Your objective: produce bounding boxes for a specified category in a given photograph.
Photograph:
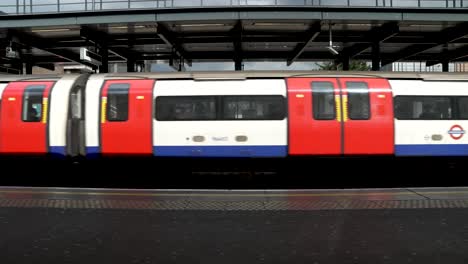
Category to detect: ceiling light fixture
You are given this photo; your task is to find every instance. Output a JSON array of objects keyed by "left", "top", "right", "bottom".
[
  {"left": 326, "top": 23, "right": 340, "bottom": 56},
  {"left": 31, "top": 28, "right": 72, "bottom": 33}
]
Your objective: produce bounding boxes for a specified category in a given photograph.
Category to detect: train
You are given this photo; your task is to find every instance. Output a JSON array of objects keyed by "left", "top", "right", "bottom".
[{"left": 0, "top": 71, "right": 467, "bottom": 159}]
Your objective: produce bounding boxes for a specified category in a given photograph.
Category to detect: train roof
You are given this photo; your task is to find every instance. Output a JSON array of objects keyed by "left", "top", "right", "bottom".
[
  {"left": 96, "top": 71, "right": 468, "bottom": 81},
  {"left": 1, "top": 71, "right": 468, "bottom": 82}
]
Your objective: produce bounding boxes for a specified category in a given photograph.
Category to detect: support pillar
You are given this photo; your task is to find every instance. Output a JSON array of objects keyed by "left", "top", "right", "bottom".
[
  {"left": 99, "top": 46, "right": 108, "bottom": 73},
  {"left": 342, "top": 56, "right": 350, "bottom": 71},
  {"left": 372, "top": 42, "right": 380, "bottom": 71},
  {"left": 442, "top": 60, "right": 449, "bottom": 72},
  {"left": 25, "top": 62, "right": 33, "bottom": 74},
  {"left": 127, "top": 57, "right": 135, "bottom": 72},
  {"left": 235, "top": 59, "right": 242, "bottom": 71}
]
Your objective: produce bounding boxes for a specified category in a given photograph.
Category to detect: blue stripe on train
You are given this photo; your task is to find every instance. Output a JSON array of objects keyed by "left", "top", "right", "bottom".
[
  {"left": 49, "top": 146, "right": 66, "bottom": 157},
  {"left": 86, "top": 147, "right": 100, "bottom": 158},
  {"left": 154, "top": 146, "right": 287, "bottom": 157},
  {"left": 395, "top": 144, "right": 468, "bottom": 156}
]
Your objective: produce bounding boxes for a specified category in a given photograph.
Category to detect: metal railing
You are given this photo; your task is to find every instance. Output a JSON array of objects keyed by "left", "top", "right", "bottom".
[{"left": 1, "top": 0, "right": 467, "bottom": 15}]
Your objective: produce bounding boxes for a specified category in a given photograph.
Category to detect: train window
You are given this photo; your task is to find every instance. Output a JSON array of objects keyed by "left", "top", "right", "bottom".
[
  {"left": 395, "top": 96, "right": 452, "bottom": 120},
  {"left": 311, "top": 81, "right": 335, "bottom": 120},
  {"left": 71, "top": 89, "right": 83, "bottom": 119},
  {"left": 346, "top": 82, "right": 370, "bottom": 120},
  {"left": 22, "top": 85, "right": 46, "bottom": 122},
  {"left": 156, "top": 96, "right": 216, "bottom": 121},
  {"left": 222, "top": 96, "right": 285, "bottom": 120},
  {"left": 458, "top": 97, "right": 468, "bottom": 119},
  {"left": 106, "top": 84, "right": 129, "bottom": 122}
]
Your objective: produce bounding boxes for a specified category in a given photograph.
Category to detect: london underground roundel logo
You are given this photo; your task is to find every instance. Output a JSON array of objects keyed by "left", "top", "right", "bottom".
[{"left": 448, "top": 125, "right": 465, "bottom": 140}]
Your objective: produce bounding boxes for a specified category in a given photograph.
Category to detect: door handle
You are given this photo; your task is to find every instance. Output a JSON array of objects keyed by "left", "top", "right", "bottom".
[{"left": 432, "top": 134, "right": 443, "bottom": 141}]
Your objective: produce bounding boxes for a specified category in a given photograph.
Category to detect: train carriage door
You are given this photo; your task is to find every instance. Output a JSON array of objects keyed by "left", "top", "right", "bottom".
[
  {"left": 0, "top": 81, "right": 54, "bottom": 154},
  {"left": 287, "top": 78, "right": 342, "bottom": 155},
  {"left": 338, "top": 78, "right": 394, "bottom": 155},
  {"left": 100, "top": 80, "right": 154, "bottom": 155},
  {"left": 0, "top": 84, "right": 4, "bottom": 151}
]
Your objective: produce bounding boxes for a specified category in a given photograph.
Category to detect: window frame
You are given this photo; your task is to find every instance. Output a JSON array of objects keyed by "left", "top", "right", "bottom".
[
  {"left": 311, "top": 81, "right": 336, "bottom": 121},
  {"left": 221, "top": 95, "right": 286, "bottom": 121},
  {"left": 154, "top": 95, "right": 287, "bottom": 121},
  {"left": 346, "top": 81, "right": 371, "bottom": 120},
  {"left": 106, "top": 83, "right": 130, "bottom": 122},
  {"left": 22, "top": 85, "right": 46, "bottom": 123},
  {"left": 155, "top": 95, "right": 218, "bottom": 121},
  {"left": 394, "top": 95, "right": 468, "bottom": 120}
]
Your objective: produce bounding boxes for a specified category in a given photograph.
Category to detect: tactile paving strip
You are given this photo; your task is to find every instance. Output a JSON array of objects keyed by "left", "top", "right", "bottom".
[{"left": 1, "top": 198, "right": 468, "bottom": 211}]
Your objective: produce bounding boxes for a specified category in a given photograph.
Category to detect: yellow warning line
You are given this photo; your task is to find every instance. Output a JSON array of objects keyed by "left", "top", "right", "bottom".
[{"left": 0, "top": 190, "right": 467, "bottom": 198}]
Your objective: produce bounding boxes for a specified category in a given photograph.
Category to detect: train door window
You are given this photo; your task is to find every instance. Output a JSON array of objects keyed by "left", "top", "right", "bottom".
[
  {"left": 106, "top": 84, "right": 129, "bottom": 122},
  {"left": 311, "top": 81, "right": 335, "bottom": 120},
  {"left": 155, "top": 96, "right": 216, "bottom": 121},
  {"left": 22, "top": 85, "right": 46, "bottom": 122},
  {"left": 222, "top": 96, "right": 285, "bottom": 120},
  {"left": 71, "top": 89, "right": 83, "bottom": 119},
  {"left": 346, "top": 82, "right": 370, "bottom": 120},
  {"left": 395, "top": 96, "right": 452, "bottom": 120},
  {"left": 458, "top": 97, "right": 468, "bottom": 119}
]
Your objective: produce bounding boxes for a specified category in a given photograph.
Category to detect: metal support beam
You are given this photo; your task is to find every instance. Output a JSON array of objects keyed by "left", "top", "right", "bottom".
[
  {"left": 0, "top": 64, "right": 21, "bottom": 74},
  {"left": 372, "top": 42, "right": 380, "bottom": 71},
  {"left": 442, "top": 60, "right": 449, "bottom": 72},
  {"left": 383, "top": 22, "right": 468, "bottom": 66},
  {"left": 8, "top": 30, "right": 97, "bottom": 69},
  {"left": 127, "top": 57, "right": 135, "bottom": 72},
  {"left": 80, "top": 27, "right": 128, "bottom": 61},
  {"left": 23, "top": 46, "right": 33, "bottom": 74},
  {"left": 232, "top": 21, "right": 243, "bottom": 71},
  {"left": 156, "top": 23, "right": 192, "bottom": 70},
  {"left": 342, "top": 56, "right": 350, "bottom": 71},
  {"left": 426, "top": 43, "right": 468, "bottom": 67},
  {"left": 287, "top": 22, "right": 321, "bottom": 66},
  {"left": 99, "top": 44, "right": 109, "bottom": 73},
  {"left": 342, "top": 22, "right": 399, "bottom": 58},
  {"left": 35, "top": 63, "right": 55, "bottom": 71},
  {"left": 25, "top": 62, "right": 32, "bottom": 74}
]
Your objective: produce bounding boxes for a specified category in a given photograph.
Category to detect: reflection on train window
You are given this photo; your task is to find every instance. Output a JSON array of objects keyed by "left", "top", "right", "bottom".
[
  {"left": 156, "top": 96, "right": 216, "bottom": 121},
  {"left": 346, "top": 82, "right": 370, "bottom": 120},
  {"left": 22, "top": 85, "right": 46, "bottom": 122},
  {"left": 311, "top": 81, "right": 335, "bottom": 120},
  {"left": 71, "top": 89, "right": 83, "bottom": 119},
  {"left": 106, "top": 84, "right": 129, "bottom": 122},
  {"left": 458, "top": 97, "right": 468, "bottom": 119},
  {"left": 395, "top": 96, "right": 452, "bottom": 120},
  {"left": 222, "top": 96, "right": 285, "bottom": 120}
]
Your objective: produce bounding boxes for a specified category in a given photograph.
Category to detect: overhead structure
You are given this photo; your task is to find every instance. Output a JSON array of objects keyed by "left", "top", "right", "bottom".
[{"left": 0, "top": 3, "right": 468, "bottom": 72}]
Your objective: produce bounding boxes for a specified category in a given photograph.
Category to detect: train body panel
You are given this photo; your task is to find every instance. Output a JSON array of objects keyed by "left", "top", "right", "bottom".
[
  {"left": 153, "top": 80, "right": 288, "bottom": 157},
  {"left": 287, "top": 78, "right": 341, "bottom": 155},
  {"left": 339, "top": 77, "right": 394, "bottom": 155},
  {"left": 85, "top": 76, "right": 105, "bottom": 156},
  {"left": 0, "top": 84, "right": 5, "bottom": 153},
  {"left": 0, "top": 84, "right": 6, "bottom": 99},
  {"left": 287, "top": 77, "right": 394, "bottom": 155},
  {"left": 0, "top": 71, "right": 467, "bottom": 158},
  {"left": 0, "top": 81, "right": 54, "bottom": 154},
  {"left": 100, "top": 79, "right": 154, "bottom": 155},
  {"left": 391, "top": 80, "right": 468, "bottom": 156},
  {"left": 48, "top": 75, "right": 82, "bottom": 156}
]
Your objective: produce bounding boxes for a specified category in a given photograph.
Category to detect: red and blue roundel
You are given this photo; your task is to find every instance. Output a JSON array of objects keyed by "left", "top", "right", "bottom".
[{"left": 448, "top": 125, "right": 465, "bottom": 140}]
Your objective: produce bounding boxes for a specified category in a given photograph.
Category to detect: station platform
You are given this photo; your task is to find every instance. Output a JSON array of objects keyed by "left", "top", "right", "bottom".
[{"left": 0, "top": 186, "right": 467, "bottom": 263}]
